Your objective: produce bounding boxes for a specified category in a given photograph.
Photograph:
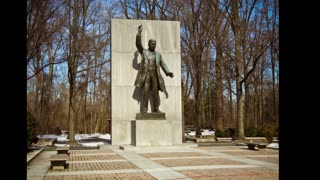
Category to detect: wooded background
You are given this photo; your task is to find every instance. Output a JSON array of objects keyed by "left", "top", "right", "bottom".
[{"left": 27, "top": 0, "right": 279, "bottom": 142}]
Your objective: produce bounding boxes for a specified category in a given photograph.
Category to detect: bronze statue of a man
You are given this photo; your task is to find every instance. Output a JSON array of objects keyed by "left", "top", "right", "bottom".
[{"left": 134, "top": 25, "right": 174, "bottom": 113}]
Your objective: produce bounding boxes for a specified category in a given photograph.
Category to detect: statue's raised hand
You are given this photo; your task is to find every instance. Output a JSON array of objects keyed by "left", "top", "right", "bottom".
[
  {"left": 167, "top": 72, "right": 174, "bottom": 78},
  {"left": 138, "top": 25, "right": 143, "bottom": 33}
]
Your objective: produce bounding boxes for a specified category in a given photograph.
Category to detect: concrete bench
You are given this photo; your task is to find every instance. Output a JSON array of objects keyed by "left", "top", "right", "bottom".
[
  {"left": 216, "top": 137, "right": 232, "bottom": 142},
  {"left": 49, "top": 154, "right": 68, "bottom": 169},
  {"left": 56, "top": 147, "right": 69, "bottom": 155},
  {"left": 244, "top": 137, "right": 268, "bottom": 143},
  {"left": 246, "top": 142, "right": 267, "bottom": 150},
  {"left": 196, "top": 137, "right": 216, "bottom": 143},
  {"left": 36, "top": 138, "right": 57, "bottom": 146}
]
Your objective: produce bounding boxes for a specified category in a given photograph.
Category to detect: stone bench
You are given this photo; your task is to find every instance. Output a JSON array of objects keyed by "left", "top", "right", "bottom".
[
  {"left": 36, "top": 138, "right": 57, "bottom": 146},
  {"left": 49, "top": 154, "right": 68, "bottom": 169},
  {"left": 196, "top": 137, "right": 216, "bottom": 143},
  {"left": 246, "top": 142, "right": 267, "bottom": 150},
  {"left": 272, "top": 137, "right": 279, "bottom": 143},
  {"left": 216, "top": 137, "right": 232, "bottom": 142},
  {"left": 244, "top": 137, "right": 268, "bottom": 143},
  {"left": 56, "top": 147, "right": 69, "bottom": 155}
]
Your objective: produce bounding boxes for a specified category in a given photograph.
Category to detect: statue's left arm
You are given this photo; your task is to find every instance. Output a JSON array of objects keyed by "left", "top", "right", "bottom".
[{"left": 159, "top": 54, "right": 174, "bottom": 78}]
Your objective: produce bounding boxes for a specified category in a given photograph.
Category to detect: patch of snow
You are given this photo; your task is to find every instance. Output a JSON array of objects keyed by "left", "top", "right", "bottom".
[
  {"left": 54, "top": 144, "right": 70, "bottom": 147},
  {"left": 267, "top": 143, "right": 279, "bottom": 149},
  {"left": 186, "top": 130, "right": 215, "bottom": 136},
  {"left": 201, "top": 129, "right": 215, "bottom": 136},
  {"left": 39, "top": 133, "right": 111, "bottom": 146},
  {"left": 98, "top": 134, "right": 111, "bottom": 140},
  {"left": 79, "top": 142, "right": 105, "bottom": 147},
  {"left": 37, "top": 134, "right": 59, "bottom": 139},
  {"left": 75, "top": 134, "right": 88, "bottom": 141},
  {"left": 57, "top": 134, "right": 68, "bottom": 141},
  {"left": 61, "top": 130, "right": 68, "bottom": 133},
  {"left": 50, "top": 133, "right": 111, "bottom": 142}
]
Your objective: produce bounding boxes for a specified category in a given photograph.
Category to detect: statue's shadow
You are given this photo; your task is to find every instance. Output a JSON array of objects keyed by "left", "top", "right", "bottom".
[{"left": 132, "top": 51, "right": 143, "bottom": 112}]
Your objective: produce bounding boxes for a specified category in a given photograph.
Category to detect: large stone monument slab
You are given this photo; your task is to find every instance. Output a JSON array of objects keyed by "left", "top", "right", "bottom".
[{"left": 111, "top": 19, "right": 182, "bottom": 146}]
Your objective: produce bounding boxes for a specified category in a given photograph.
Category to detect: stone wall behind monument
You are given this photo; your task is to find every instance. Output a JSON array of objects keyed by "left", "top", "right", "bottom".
[{"left": 111, "top": 19, "right": 182, "bottom": 145}]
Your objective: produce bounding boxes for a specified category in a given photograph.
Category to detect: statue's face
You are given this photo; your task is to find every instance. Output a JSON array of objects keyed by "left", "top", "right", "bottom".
[{"left": 148, "top": 41, "right": 156, "bottom": 51}]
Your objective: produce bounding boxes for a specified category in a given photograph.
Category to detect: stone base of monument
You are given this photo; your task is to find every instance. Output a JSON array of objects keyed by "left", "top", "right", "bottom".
[
  {"left": 129, "top": 112, "right": 185, "bottom": 147},
  {"left": 133, "top": 119, "right": 172, "bottom": 146},
  {"left": 136, "top": 112, "right": 166, "bottom": 120},
  {"left": 119, "top": 142, "right": 198, "bottom": 150}
]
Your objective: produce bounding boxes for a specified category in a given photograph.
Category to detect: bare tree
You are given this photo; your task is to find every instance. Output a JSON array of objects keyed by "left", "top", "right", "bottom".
[
  {"left": 228, "top": 0, "right": 278, "bottom": 138},
  {"left": 179, "top": 0, "right": 214, "bottom": 135},
  {"left": 230, "top": 0, "right": 245, "bottom": 139},
  {"left": 209, "top": 0, "right": 231, "bottom": 130},
  {"left": 27, "top": 0, "right": 66, "bottom": 80},
  {"left": 265, "top": 0, "right": 279, "bottom": 124},
  {"left": 64, "top": 0, "right": 111, "bottom": 141}
]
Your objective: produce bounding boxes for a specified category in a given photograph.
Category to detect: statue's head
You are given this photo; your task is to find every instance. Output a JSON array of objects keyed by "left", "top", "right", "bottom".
[{"left": 148, "top": 39, "right": 156, "bottom": 51}]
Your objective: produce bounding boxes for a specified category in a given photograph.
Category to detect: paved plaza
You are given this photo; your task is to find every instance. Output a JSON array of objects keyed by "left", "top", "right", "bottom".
[{"left": 27, "top": 145, "right": 278, "bottom": 180}]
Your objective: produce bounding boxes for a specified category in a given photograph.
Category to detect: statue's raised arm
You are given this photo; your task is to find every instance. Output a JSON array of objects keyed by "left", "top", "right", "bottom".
[
  {"left": 138, "top": 25, "right": 143, "bottom": 32},
  {"left": 136, "top": 25, "right": 143, "bottom": 54}
]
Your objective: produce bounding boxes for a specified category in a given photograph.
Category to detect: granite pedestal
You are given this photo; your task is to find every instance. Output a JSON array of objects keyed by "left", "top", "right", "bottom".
[{"left": 133, "top": 113, "right": 173, "bottom": 146}]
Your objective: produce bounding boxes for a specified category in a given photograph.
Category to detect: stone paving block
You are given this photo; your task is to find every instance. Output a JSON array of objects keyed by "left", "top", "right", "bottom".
[
  {"left": 196, "top": 146, "right": 247, "bottom": 150},
  {"left": 44, "top": 173, "right": 156, "bottom": 180},
  {"left": 178, "top": 167, "right": 278, "bottom": 180},
  {"left": 52, "top": 166, "right": 65, "bottom": 170},
  {"left": 27, "top": 177, "right": 46, "bottom": 180},
  {"left": 69, "top": 149, "right": 114, "bottom": 155},
  {"left": 28, "top": 165, "right": 52, "bottom": 177},
  {"left": 27, "top": 147, "right": 44, "bottom": 163},
  {"left": 140, "top": 152, "right": 210, "bottom": 158},
  {"left": 44, "top": 176, "right": 63, "bottom": 180},
  {"left": 29, "top": 151, "right": 56, "bottom": 165},
  {"left": 117, "top": 151, "right": 191, "bottom": 179},
  {"left": 155, "top": 158, "right": 245, "bottom": 167},
  {"left": 69, "top": 154, "right": 125, "bottom": 161},
  {"left": 220, "top": 150, "right": 278, "bottom": 156},
  {"left": 189, "top": 148, "right": 278, "bottom": 170},
  {"left": 48, "top": 161, "right": 139, "bottom": 172},
  {"left": 246, "top": 157, "right": 279, "bottom": 164}
]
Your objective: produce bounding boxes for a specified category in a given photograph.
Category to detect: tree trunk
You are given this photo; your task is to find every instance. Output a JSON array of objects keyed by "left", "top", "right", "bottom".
[
  {"left": 252, "top": 90, "right": 258, "bottom": 128},
  {"left": 35, "top": 50, "right": 41, "bottom": 134},
  {"left": 94, "top": 57, "right": 103, "bottom": 133},
  {"left": 201, "top": 96, "right": 206, "bottom": 129},
  {"left": 226, "top": 75, "right": 234, "bottom": 128},
  {"left": 244, "top": 73, "right": 251, "bottom": 129},
  {"left": 231, "top": 0, "right": 245, "bottom": 139},
  {"left": 195, "top": 60, "right": 203, "bottom": 136},
  {"left": 271, "top": 43, "right": 278, "bottom": 124},
  {"left": 181, "top": 80, "right": 186, "bottom": 142},
  {"left": 40, "top": 59, "right": 47, "bottom": 133},
  {"left": 68, "top": 87, "right": 76, "bottom": 143},
  {"left": 259, "top": 63, "right": 264, "bottom": 128},
  {"left": 207, "top": 79, "right": 212, "bottom": 129},
  {"left": 46, "top": 39, "right": 55, "bottom": 132},
  {"left": 67, "top": 0, "right": 80, "bottom": 144},
  {"left": 215, "top": 42, "right": 223, "bottom": 130}
]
